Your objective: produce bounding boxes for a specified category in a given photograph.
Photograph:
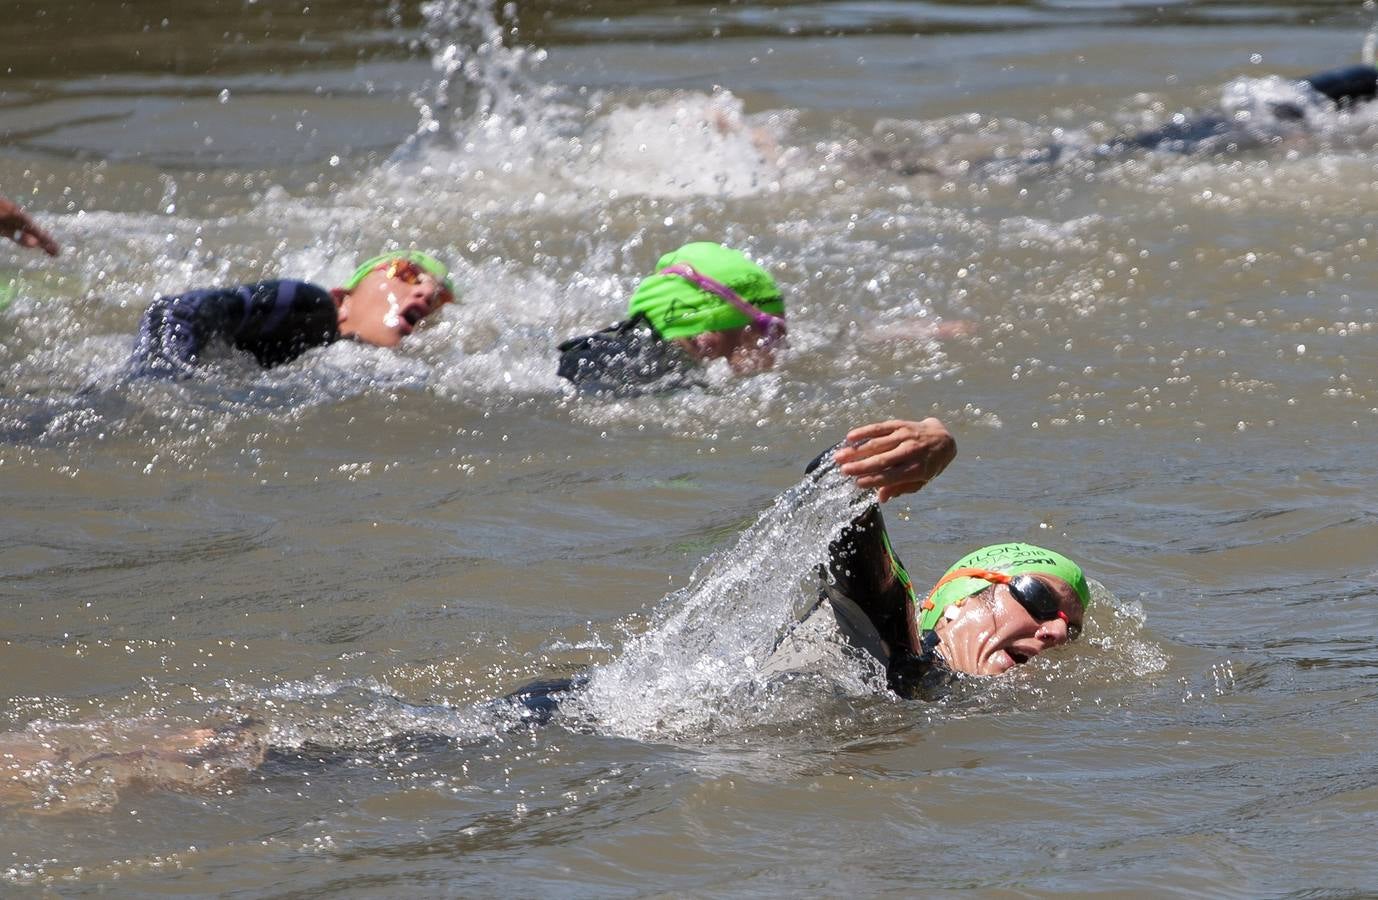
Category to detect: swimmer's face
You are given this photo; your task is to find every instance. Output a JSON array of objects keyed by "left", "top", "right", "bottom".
[
  {"left": 336, "top": 263, "right": 451, "bottom": 348},
  {"left": 932, "top": 575, "right": 1084, "bottom": 677},
  {"left": 679, "top": 324, "right": 778, "bottom": 374}
]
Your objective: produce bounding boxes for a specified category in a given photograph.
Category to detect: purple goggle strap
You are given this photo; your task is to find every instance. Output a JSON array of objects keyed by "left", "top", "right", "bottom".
[{"left": 656, "top": 264, "right": 787, "bottom": 341}]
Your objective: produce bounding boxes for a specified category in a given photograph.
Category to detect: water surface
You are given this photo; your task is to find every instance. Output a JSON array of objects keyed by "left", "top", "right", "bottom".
[{"left": 2, "top": 0, "right": 1377, "bottom": 894}]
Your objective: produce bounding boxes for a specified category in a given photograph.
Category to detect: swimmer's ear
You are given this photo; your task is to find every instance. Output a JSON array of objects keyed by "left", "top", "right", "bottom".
[{"left": 331, "top": 287, "right": 349, "bottom": 323}]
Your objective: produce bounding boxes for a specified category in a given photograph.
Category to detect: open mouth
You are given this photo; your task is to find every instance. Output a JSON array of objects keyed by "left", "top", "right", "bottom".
[
  {"left": 401, "top": 305, "right": 427, "bottom": 327},
  {"left": 1006, "top": 649, "right": 1032, "bottom": 666}
]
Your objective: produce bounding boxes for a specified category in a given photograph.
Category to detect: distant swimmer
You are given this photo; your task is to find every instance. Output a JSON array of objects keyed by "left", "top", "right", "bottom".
[
  {"left": 875, "top": 62, "right": 1378, "bottom": 176},
  {"left": 0, "top": 194, "right": 60, "bottom": 256},
  {"left": 130, "top": 251, "right": 455, "bottom": 377},
  {"left": 556, "top": 241, "right": 785, "bottom": 396},
  {"left": 757, "top": 418, "right": 1088, "bottom": 697},
  {"left": 1073, "top": 62, "right": 1378, "bottom": 161}
]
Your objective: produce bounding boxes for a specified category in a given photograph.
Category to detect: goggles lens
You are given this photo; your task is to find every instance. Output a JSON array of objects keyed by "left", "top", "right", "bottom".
[
  {"left": 1007, "top": 574, "right": 1080, "bottom": 639},
  {"left": 381, "top": 260, "right": 454, "bottom": 307}
]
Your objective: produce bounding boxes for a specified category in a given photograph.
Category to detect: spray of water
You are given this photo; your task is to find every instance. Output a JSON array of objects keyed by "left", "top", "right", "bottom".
[
  {"left": 571, "top": 462, "right": 874, "bottom": 740},
  {"left": 399, "top": 0, "right": 548, "bottom": 158}
]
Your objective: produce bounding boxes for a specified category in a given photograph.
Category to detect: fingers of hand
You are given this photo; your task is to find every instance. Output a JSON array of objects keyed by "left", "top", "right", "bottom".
[
  {"left": 843, "top": 419, "right": 909, "bottom": 444},
  {"left": 838, "top": 438, "right": 937, "bottom": 477},
  {"left": 853, "top": 469, "right": 926, "bottom": 491},
  {"left": 835, "top": 428, "right": 911, "bottom": 464}
]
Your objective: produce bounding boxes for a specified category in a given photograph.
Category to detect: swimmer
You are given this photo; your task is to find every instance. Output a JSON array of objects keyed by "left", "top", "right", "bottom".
[
  {"left": 130, "top": 251, "right": 455, "bottom": 377},
  {"left": 518, "top": 417, "right": 1083, "bottom": 710},
  {"left": 0, "top": 419, "right": 1080, "bottom": 811},
  {"left": 755, "top": 417, "right": 1087, "bottom": 698},
  {"left": 556, "top": 241, "right": 785, "bottom": 396},
  {"left": 0, "top": 194, "right": 60, "bottom": 256},
  {"left": 876, "top": 62, "right": 1378, "bottom": 177},
  {"left": 1084, "top": 62, "right": 1378, "bottom": 159}
]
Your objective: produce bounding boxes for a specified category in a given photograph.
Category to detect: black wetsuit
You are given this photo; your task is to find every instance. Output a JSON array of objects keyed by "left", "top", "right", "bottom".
[
  {"left": 1102, "top": 63, "right": 1378, "bottom": 156},
  {"left": 556, "top": 313, "right": 702, "bottom": 397},
  {"left": 916, "top": 63, "right": 1378, "bottom": 176},
  {"left": 816, "top": 494, "right": 952, "bottom": 700},
  {"left": 132, "top": 279, "right": 340, "bottom": 377}
]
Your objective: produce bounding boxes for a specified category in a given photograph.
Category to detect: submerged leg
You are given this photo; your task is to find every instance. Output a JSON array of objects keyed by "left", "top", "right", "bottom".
[{"left": 0, "top": 715, "right": 268, "bottom": 813}]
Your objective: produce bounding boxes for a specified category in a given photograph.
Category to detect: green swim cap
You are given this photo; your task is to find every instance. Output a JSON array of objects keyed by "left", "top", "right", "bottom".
[
  {"left": 918, "top": 542, "right": 1091, "bottom": 633},
  {"left": 341, "top": 251, "right": 456, "bottom": 297},
  {"left": 626, "top": 242, "right": 783, "bottom": 340}
]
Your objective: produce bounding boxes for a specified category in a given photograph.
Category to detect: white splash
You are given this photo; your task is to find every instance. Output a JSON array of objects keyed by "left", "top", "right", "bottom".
[{"left": 572, "top": 463, "right": 872, "bottom": 740}]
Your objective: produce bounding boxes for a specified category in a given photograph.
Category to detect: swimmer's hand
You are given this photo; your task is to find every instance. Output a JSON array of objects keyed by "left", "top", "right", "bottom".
[
  {"left": 833, "top": 418, "right": 956, "bottom": 502},
  {"left": 0, "top": 196, "right": 60, "bottom": 256}
]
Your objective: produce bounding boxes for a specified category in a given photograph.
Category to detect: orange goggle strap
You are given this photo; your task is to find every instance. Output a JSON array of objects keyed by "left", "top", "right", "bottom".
[{"left": 918, "top": 567, "right": 1012, "bottom": 633}]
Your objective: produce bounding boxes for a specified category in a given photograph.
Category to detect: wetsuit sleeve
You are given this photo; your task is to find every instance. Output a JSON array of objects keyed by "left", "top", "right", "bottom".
[
  {"left": 132, "top": 280, "right": 338, "bottom": 377},
  {"left": 822, "top": 504, "right": 919, "bottom": 654},
  {"left": 802, "top": 442, "right": 920, "bottom": 655},
  {"left": 1302, "top": 64, "right": 1378, "bottom": 107}
]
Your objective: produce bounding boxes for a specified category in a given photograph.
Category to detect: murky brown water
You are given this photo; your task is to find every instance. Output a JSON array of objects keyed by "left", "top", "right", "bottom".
[{"left": 3, "top": 0, "right": 1378, "bottom": 894}]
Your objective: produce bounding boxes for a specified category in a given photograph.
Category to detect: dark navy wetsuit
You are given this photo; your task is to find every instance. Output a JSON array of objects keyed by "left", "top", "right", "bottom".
[
  {"left": 132, "top": 280, "right": 339, "bottom": 377},
  {"left": 556, "top": 313, "right": 703, "bottom": 397}
]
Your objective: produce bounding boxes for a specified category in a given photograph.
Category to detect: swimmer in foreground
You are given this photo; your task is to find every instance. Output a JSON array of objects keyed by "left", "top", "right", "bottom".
[
  {"left": 130, "top": 251, "right": 456, "bottom": 377},
  {"left": 757, "top": 417, "right": 1088, "bottom": 698},
  {"left": 514, "top": 417, "right": 1086, "bottom": 711},
  {"left": 0, "top": 420, "right": 1081, "bottom": 811},
  {"left": 556, "top": 241, "right": 785, "bottom": 396},
  {"left": 0, "top": 194, "right": 61, "bottom": 257}
]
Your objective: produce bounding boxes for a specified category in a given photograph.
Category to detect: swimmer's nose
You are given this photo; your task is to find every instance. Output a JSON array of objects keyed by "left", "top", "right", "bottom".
[
  {"left": 1035, "top": 617, "right": 1071, "bottom": 647},
  {"left": 409, "top": 280, "right": 444, "bottom": 312}
]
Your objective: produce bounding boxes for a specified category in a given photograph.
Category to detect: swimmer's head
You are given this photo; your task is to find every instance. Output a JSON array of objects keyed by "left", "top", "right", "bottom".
[
  {"left": 920, "top": 542, "right": 1090, "bottom": 676},
  {"left": 628, "top": 242, "right": 785, "bottom": 374},
  {"left": 332, "top": 251, "right": 457, "bottom": 348}
]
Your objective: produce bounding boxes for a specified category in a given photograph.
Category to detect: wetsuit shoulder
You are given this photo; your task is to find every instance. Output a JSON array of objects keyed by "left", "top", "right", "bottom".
[
  {"left": 132, "top": 279, "right": 338, "bottom": 376},
  {"left": 502, "top": 676, "right": 585, "bottom": 725},
  {"left": 888, "top": 632, "right": 955, "bottom": 700},
  {"left": 557, "top": 314, "right": 702, "bottom": 397},
  {"left": 227, "top": 280, "right": 339, "bottom": 369}
]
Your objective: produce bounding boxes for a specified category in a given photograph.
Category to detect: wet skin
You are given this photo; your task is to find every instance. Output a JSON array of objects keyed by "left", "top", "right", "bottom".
[
  {"left": 675, "top": 322, "right": 778, "bottom": 374},
  {"left": 929, "top": 575, "right": 1084, "bottom": 676},
  {"left": 336, "top": 267, "right": 450, "bottom": 347}
]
